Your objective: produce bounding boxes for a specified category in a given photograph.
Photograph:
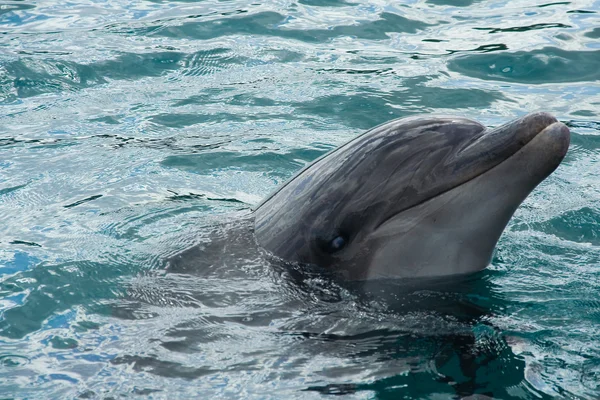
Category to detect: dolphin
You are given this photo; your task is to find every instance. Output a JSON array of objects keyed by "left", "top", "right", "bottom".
[{"left": 253, "top": 112, "right": 570, "bottom": 280}]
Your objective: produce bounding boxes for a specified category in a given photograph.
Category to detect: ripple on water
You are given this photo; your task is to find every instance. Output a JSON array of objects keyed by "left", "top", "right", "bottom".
[
  {"left": 448, "top": 47, "right": 600, "bottom": 84},
  {"left": 585, "top": 27, "right": 600, "bottom": 38},
  {"left": 137, "top": 11, "right": 432, "bottom": 42}
]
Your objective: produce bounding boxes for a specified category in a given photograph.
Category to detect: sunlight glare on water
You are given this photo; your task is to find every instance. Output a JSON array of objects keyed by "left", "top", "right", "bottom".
[{"left": 0, "top": 0, "right": 599, "bottom": 398}]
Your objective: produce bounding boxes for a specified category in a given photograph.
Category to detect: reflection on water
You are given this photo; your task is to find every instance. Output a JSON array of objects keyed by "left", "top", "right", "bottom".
[{"left": 0, "top": 0, "right": 599, "bottom": 398}]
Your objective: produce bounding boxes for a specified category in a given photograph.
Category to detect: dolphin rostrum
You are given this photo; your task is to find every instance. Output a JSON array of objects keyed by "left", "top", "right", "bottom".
[{"left": 253, "top": 112, "right": 570, "bottom": 280}]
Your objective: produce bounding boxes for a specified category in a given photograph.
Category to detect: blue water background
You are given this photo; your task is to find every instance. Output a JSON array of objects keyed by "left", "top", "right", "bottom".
[{"left": 0, "top": 0, "right": 599, "bottom": 398}]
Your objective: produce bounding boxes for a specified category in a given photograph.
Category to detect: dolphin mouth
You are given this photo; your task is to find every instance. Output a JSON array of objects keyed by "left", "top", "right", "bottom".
[
  {"left": 463, "top": 112, "right": 569, "bottom": 183},
  {"left": 458, "top": 112, "right": 561, "bottom": 163},
  {"left": 374, "top": 113, "right": 570, "bottom": 231}
]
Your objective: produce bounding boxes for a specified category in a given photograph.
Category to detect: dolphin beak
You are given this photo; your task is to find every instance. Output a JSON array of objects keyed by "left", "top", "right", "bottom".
[
  {"left": 493, "top": 112, "right": 560, "bottom": 146},
  {"left": 471, "top": 112, "right": 570, "bottom": 192},
  {"left": 523, "top": 119, "right": 570, "bottom": 170},
  {"left": 459, "top": 112, "right": 565, "bottom": 163}
]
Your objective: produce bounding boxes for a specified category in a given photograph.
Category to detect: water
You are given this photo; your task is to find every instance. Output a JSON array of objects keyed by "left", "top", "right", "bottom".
[{"left": 0, "top": 0, "right": 599, "bottom": 398}]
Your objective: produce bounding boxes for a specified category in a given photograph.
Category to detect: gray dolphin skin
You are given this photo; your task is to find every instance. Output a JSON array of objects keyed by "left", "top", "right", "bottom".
[{"left": 254, "top": 112, "right": 570, "bottom": 280}]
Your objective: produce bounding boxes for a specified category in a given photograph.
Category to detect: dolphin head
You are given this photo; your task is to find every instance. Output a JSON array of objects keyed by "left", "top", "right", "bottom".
[{"left": 254, "top": 112, "right": 570, "bottom": 280}]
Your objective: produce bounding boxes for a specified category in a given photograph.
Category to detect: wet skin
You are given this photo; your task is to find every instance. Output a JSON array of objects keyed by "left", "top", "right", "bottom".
[{"left": 254, "top": 112, "right": 570, "bottom": 280}]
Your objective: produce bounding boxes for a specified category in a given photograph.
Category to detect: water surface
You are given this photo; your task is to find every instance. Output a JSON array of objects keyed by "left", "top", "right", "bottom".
[{"left": 0, "top": 0, "right": 599, "bottom": 398}]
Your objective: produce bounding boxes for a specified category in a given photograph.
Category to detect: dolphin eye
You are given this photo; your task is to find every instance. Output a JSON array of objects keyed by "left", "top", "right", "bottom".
[{"left": 327, "top": 235, "right": 347, "bottom": 253}]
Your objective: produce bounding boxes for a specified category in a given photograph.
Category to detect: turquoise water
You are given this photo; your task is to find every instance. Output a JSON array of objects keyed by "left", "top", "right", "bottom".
[{"left": 0, "top": 0, "right": 599, "bottom": 398}]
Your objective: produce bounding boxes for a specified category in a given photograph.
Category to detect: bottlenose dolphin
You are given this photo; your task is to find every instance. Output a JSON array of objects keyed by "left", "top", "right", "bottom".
[{"left": 253, "top": 112, "right": 569, "bottom": 280}]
